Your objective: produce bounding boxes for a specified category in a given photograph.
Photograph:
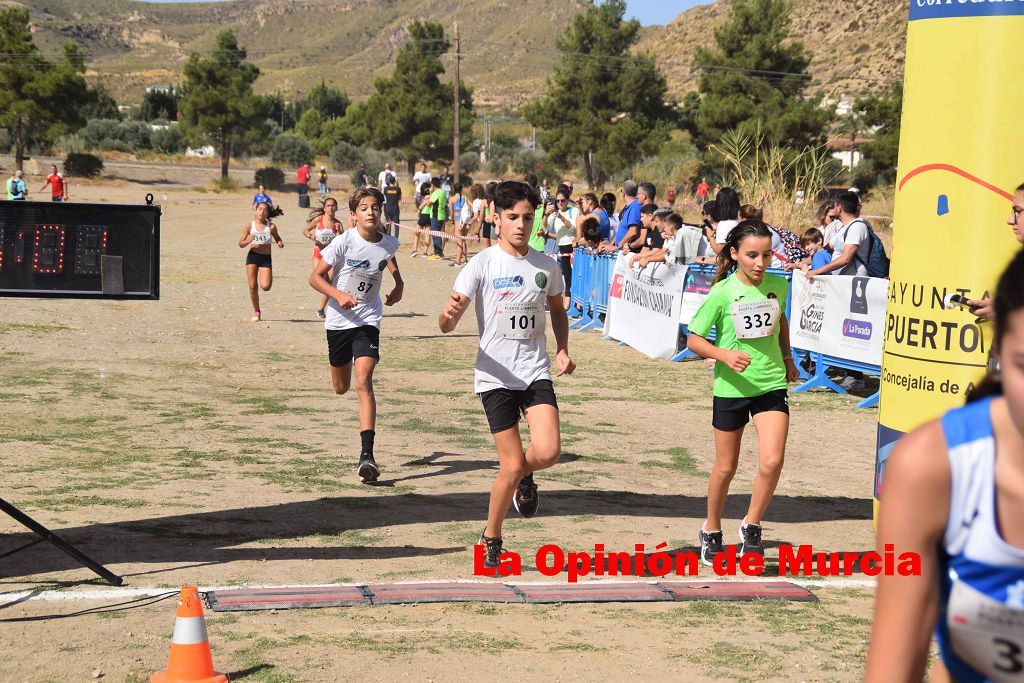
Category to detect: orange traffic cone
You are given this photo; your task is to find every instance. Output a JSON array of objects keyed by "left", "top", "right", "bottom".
[{"left": 151, "top": 586, "right": 227, "bottom": 683}]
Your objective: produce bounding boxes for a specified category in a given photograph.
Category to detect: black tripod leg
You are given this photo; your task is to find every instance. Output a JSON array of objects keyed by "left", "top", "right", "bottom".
[{"left": 0, "top": 498, "right": 123, "bottom": 586}]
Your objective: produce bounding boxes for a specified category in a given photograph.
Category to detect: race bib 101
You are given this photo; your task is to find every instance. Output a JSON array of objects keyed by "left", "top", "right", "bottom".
[
  {"left": 343, "top": 268, "right": 382, "bottom": 302},
  {"left": 948, "top": 579, "right": 1024, "bottom": 681},
  {"left": 730, "top": 299, "right": 780, "bottom": 340},
  {"left": 497, "top": 301, "right": 544, "bottom": 340}
]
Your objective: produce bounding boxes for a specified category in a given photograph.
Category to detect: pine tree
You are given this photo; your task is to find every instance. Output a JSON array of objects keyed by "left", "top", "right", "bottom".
[
  {"left": 179, "top": 31, "right": 270, "bottom": 178},
  {"left": 690, "top": 0, "right": 831, "bottom": 150},
  {"left": 0, "top": 7, "right": 91, "bottom": 170},
  {"left": 855, "top": 82, "right": 902, "bottom": 184},
  {"left": 523, "top": 0, "right": 676, "bottom": 188},
  {"left": 340, "top": 21, "right": 473, "bottom": 162}
]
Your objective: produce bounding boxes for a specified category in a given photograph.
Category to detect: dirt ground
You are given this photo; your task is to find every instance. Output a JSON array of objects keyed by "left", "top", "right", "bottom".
[{"left": 1, "top": 164, "right": 889, "bottom": 682}]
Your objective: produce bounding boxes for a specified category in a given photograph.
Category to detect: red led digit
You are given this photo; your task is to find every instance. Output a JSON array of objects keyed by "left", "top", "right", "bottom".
[{"left": 32, "top": 225, "right": 66, "bottom": 275}]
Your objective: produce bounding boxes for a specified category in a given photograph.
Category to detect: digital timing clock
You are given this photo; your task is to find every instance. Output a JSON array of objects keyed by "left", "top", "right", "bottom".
[{"left": 0, "top": 199, "right": 159, "bottom": 299}]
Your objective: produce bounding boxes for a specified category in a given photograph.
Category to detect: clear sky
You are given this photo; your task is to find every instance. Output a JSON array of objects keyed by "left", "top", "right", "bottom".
[
  {"left": 141, "top": 0, "right": 711, "bottom": 27},
  {"left": 624, "top": 0, "right": 710, "bottom": 26}
]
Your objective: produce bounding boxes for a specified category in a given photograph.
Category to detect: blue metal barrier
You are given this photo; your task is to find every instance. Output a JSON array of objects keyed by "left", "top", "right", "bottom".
[
  {"left": 792, "top": 353, "right": 880, "bottom": 408},
  {"left": 569, "top": 249, "right": 591, "bottom": 328}
]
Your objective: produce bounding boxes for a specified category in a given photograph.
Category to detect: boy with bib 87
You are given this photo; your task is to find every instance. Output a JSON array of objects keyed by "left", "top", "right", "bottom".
[{"left": 309, "top": 187, "right": 404, "bottom": 483}]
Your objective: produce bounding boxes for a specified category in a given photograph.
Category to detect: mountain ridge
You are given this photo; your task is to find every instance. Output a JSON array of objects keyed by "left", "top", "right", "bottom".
[{"left": 13, "top": 0, "right": 907, "bottom": 109}]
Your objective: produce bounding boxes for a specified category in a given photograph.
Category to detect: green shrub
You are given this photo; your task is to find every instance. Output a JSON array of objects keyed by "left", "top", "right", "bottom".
[
  {"left": 55, "top": 134, "right": 87, "bottom": 154},
  {"left": 512, "top": 149, "right": 558, "bottom": 184},
  {"left": 271, "top": 134, "right": 313, "bottom": 167},
  {"left": 330, "top": 140, "right": 363, "bottom": 170},
  {"left": 79, "top": 119, "right": 152, "bottom": 151},
  {"left": 458, "top": 151, "right": 480, "bottom": 175},
  {"left": 151, "top": 127, "right": 184, "bottom": 154},
  {"left": 215, "top": 177, "right": 240, "bottom": 192},
  {"left": 64, "top": 153, "right": 104, "bottom": 178},
  {"left": 254, "top": 167, "right": 285, "bottom": 189}
]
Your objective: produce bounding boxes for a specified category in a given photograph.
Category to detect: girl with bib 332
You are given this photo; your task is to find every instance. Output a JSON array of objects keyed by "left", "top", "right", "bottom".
[
  {"left": 686, "top": 219, "right": 800, "bottom": 565},
  {"left": 866, "top": 249, "right": 1024, "bottom": 683}
]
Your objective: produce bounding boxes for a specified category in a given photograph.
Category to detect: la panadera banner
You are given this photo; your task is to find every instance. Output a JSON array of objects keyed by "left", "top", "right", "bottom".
[{"left": 875, "top": 0, "right": 1024, "bottom": 510}]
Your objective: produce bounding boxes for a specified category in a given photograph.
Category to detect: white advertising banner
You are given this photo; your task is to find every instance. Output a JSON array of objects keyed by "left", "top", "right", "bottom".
[
  {"left": 606, "top": 254, "right": 686, "bottom": 360},
  {"left": 789, "top": 270, "right": 888, "bottom": 366}
]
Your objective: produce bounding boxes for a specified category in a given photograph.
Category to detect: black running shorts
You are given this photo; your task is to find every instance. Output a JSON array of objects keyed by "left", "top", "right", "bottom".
[
  {"left": 417, "top": 213, "right": 432, "bottom": 228},
  {"left": 481, "top": 222, "right": 493, "bottom": 239},
  {"left": 712, "top": 389, "right": 789, "bottom": 431},
  {"left": 326, "top": 325, "right": 380, "bottom": 367},
  {"left": 246, "top": 250, "right": 272, "bottom": 268},
  {"left": 479, "top": 379, "right": 558, "bottom": 434}
]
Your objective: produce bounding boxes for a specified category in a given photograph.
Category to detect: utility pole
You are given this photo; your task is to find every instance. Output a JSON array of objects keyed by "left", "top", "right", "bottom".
[{"left": 452, "top": 22, "right": 461, "bottom": 184}]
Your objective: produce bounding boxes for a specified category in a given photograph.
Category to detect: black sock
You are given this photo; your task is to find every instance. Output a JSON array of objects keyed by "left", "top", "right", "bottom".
[{"left": 360, "top": 429, "right": 375, "bottom": 455}]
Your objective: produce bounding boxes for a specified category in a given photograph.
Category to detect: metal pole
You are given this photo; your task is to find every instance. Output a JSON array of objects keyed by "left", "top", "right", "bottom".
[{"left": 452, "top": 22, "right": 461, "bottom": 183}]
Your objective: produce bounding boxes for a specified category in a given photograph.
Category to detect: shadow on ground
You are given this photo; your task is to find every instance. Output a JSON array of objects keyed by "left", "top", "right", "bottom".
[{"left": 0, "top": 489, "right": 871, "bottom": 582}]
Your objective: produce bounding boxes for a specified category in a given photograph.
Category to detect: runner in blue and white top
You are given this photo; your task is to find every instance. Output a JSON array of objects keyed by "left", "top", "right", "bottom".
[
  {"left": 866, "top": 248, "right": 1024, "bottom": 683},
  {"left": 309, "top": 187, "right": 403, "bottom": 485},
  {"left": 439, "top": 180, "right": 576, "bottom": 569}
]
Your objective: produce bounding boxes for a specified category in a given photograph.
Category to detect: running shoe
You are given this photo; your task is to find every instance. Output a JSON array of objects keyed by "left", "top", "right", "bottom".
[
  {"left": 739, "top": 520, "right": 765, "bottom": 557},
  {"left": 316, "top": 309, "right": 326, "bottom": 319},
  {"left": 478, "top": 532, "right": 503, "bottom": 569},
  {"left": 410, "top": 252, "right": 419, "bottom": 258},
  {"left": 357, "top": 453, "right": 380, "bottom": 483},
  {"left": 699, "top": 526, "right": 725, "bottom": 566},
  {"left": 250, "top": 311, "right": 261, "bottom": 322},
  {"left": 427, "top": 254, "right": 441, "bottom": 261},
  {"left": 513, "top": 473, "right": 539, "bottom": 518}
]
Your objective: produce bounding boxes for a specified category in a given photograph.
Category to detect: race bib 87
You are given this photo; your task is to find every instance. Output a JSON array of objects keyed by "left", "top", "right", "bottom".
[
  {"left": 343, "top": 268, "right": 382, "bottom": 302},
  {"left": 497, "top": 301, "right": 544, "bottom": 340},
  {"left": 730, "top": 299, "right": 780, "bottom": 340}
]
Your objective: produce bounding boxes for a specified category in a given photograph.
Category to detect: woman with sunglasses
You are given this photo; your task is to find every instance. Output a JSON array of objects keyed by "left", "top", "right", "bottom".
[
  {"left": 545, "top": 189, "right": 579, "bottom": 306},
  {"left": 967, "top": 182, "right": 1024, "bottom": 321}
]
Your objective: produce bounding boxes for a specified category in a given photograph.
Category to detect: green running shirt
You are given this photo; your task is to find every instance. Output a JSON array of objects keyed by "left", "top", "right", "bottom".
[{"left": 688, "top": 272, "right": 789, "bottom": 398}]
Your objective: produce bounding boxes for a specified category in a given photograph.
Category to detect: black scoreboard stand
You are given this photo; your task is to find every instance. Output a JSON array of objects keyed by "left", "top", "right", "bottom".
[{"left": 0, "top": 195, "right": 161, "bottom": 586}]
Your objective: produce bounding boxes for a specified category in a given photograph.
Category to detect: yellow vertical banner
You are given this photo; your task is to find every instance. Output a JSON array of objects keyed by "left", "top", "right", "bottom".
[{"left": 875, "top": 1, "right": 1024, "bottom": 514}]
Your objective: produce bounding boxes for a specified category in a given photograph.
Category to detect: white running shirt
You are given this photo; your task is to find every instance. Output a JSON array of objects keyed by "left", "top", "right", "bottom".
[
  {"left": 319, "top": 229, "right": 399, "bottom": 331},
  {"left": 453, "top": 245, "right": 564, "bottom": 393}
]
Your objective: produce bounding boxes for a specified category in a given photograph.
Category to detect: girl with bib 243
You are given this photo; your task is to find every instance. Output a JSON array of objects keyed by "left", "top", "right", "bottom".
[
  {"left": 238, "top": 201, "right": 284, "bottom": 322},
  {"left": 686, "top": 219, "right": 799, "bottom": 565}
]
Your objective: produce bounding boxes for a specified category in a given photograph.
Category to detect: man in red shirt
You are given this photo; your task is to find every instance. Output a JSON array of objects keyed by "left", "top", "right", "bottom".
[
  {"left": 296, "top": 163, "right": 311, "bottom": 194},
  {"left": 39, "top": 164, "right": 68, "bottom": 202},
  {"left": 695, "top": 177, "right": 710, "bottom": 205}
]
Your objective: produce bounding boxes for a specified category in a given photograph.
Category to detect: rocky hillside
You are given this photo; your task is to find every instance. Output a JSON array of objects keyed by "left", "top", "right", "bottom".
[
  {"left": 15, "top": 0, "right": 905, "bottom": 108},
  {"left": 18, "top": 0, "right": 583, "bottom": 109},
  {"left": 634, "top": 0, "right": 908, "bottom": 99}
]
